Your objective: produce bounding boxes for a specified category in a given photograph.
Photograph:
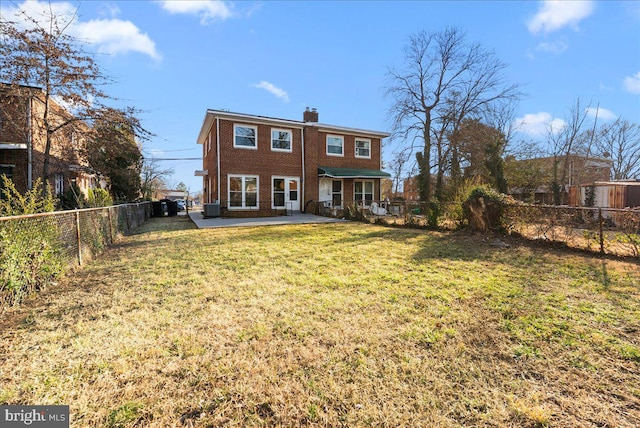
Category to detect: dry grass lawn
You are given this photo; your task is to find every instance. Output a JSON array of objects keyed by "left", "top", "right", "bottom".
[{"left": 1, "top": 216, "right": 639, "bottom": 427}]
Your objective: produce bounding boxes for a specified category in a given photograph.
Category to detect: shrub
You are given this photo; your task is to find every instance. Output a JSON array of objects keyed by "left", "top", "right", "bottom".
[
  {"left": 463, "top": 186, "right": 511, "bottom": 233},
  {"left": 87, "top": 188, "right": 114, "bottom": 208},
  {"left": 0, "top": 177, "right": 65, "bottom": 306},
  {"left": 58, "top": 183, "right": 86, "bottom": 210}
]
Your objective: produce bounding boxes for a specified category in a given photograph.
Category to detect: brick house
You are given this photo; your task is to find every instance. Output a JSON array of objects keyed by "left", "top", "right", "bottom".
[
  {"left": 196, "top": 108, "right": 390, "bottom": 217},
  {"left": 0, "top": 83, "right": 97, "bottom": 197},
  {"left": 403, "top": 176, "right": 420, "bottom": 202}
]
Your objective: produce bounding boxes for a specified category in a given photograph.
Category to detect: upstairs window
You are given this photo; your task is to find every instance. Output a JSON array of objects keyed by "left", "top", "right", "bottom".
[
  {"left": 271, "top": 129, "right": 292, "bottom": 152},
  {"left": 355, "top": 139, "right": 371, "bottom": 158},
  {"left": 326, "top": 135, "right": 344, "bottom": 156},
  {"left": 234, "top": 125, "right": 257, "bottom": 149}
]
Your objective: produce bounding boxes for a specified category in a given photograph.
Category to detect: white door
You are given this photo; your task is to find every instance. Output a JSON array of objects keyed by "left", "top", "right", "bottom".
[
  {"left": 287, "top": 178, "right": 300, "bottom": 211},
  {"left": 273, "top": 177, "right": 300, "bottom": 212}
]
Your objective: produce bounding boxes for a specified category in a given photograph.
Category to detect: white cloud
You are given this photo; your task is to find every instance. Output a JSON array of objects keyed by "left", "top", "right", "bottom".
[
  {"left": 585, "top": 107, "right": 617, "bottom": 121},
  {"left": 535, "top": 39, "right": 568, "bottom": 54},
  {"left": 513, "top": 112, "right": 567, "bottom": 137},
  {"left": 1, "top": 1, "right": 160, "bottom": 60},
  {"left": 75, "top": 19, "right": 160, "bottom": 60},
  {"left": 623, "top": 71, "right": 640, "bottom": 94},
  {"left": 253, "top": 81, "right": 290, "bottom": 103},
  {"left": 159, "top": 0, "right": 232, "bottom": 24},
  {"left": 528, "top": 0, "right": 595, "bottom": 34},
  {"left": 0, "top": 0, "right": 77, "bottom": 27}
]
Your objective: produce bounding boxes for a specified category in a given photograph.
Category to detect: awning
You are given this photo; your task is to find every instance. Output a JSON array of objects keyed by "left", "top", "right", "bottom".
[{"left": 318, "top": 166, "right": 391, "bottom": 179}]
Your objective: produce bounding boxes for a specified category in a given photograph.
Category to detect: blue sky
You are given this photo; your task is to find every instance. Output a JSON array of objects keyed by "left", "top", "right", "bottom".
[{"left": 3, "top": 0, "right": 639, "bottom": 193}]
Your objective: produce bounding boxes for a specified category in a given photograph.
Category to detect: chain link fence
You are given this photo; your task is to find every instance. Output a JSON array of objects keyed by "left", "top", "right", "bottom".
[
  {"left": 314, "top": 200, "right": 640, "bottom": 259},
  {"left": 1, "top": 202, "right": 151, "bottom": 307},
  {"left": 503, "top": 204, "right": 640, "bottom": 258}
]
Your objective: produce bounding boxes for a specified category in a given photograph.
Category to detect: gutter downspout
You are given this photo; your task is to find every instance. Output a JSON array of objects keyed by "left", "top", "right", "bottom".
[
  {"left": 379, "top": 138, "right": 383, "bottom": 201},
  {"left": 216, "top": 116, "right": 221, "bottom": 203},
  {"left": 301, "top": 127, "right": 305, "bottom": 212},
  {"left": 27, "top": 96, "right": 33, "bottom": 190}
]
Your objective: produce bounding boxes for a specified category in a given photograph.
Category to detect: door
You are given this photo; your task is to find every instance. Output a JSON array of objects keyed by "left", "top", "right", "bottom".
[
  {"left": 287, "top": 178, "right": 300, "bottom": 211},
  {"left": 273, "top": 177, "right": 300, "bottom": 212}
]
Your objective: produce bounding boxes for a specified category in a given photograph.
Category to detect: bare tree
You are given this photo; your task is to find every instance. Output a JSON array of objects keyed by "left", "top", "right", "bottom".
[
  {"left": 386, "top": 27, "right": 520, "bottom": 201},
  {"left": 387, "top": 146, "right": 415, "bottom": 197},
  {"left": 546, "top": 98, "right": 592, "bottom": 204},
  {"left": 596, "top": 118, "right": 640, "bottom": 180},
  {"left": 0, "top": 7, "right": 148, "bottom": 194},
  {"left": 504, "top": 141, "right": 548, "bottom": 202},
  {"left": 140, "top": 159, "right": 173, "bottom": 201}
]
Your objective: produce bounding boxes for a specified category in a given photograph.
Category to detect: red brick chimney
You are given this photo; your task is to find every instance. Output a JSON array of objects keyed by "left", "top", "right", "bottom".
[{"left": 303, "top": 107, "right": 318, "bottom": 123}]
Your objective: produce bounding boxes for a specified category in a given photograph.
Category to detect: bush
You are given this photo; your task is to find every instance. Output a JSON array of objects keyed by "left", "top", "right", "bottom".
[
  {"left": 58, "top": 183, "right": 86, "bottom": 210},
  {"left": 0, "top": 177, "right": 65, "bottom": 306},
  {"left": 463, "top": 186, "right": 511, "bottom": 233},
  {"left": 87, "top": 188, "right": 113, "bottom": 208},
  {"left": 426, "top": 198, "right": 441, "bottom": 229}
]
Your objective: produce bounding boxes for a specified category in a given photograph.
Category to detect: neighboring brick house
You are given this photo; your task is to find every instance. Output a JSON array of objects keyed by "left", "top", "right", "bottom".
[
  {"left": 195, "top": 108, "right": 390, "bottom": 216},
  {"left": 0, "top": 83, "right": 97, "bottom": 197},
  {"left": 403, "top": 176, "right": 420, "bottom": 202}
]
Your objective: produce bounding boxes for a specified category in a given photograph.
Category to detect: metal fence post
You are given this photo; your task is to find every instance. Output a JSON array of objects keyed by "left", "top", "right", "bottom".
[
  {"left": 107, "top": 207, "right": 113, "bottom": 244},
  {"left": 598, "top": 208, "right": 604, "bottom": 255},
  {"left": 75, "top": 210, "right": 82, "bottom": 266}
]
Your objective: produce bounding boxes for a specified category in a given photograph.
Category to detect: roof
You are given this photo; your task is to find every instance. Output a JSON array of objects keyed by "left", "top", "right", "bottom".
[
  {"left": 592, "top": 180, "right": 640, "bottom": 186},
  {"left": 318, "top": 166, "right": 391, "bottom": 179},
  {"left": 197, "top": 109, "right": 389, "bottom": 144}
]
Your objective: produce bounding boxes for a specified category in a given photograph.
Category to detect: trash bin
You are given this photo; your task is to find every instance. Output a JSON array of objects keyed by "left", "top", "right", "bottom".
[
  {"left": 152, "top": 201, "right": 163, "bottom": 217},
  {"left": 164, "top": 199, "right": 178, "bottom": 217}
]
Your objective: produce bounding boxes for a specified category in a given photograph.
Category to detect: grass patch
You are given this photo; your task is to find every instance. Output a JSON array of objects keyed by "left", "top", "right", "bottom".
[{"left": 1, "top": 217, "right": 638, "bottom": 426}]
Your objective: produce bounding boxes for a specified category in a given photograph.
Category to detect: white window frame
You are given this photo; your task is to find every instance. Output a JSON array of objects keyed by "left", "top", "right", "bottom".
[
  {"left": 54, "top": 174, "right": 64, "bottom": 196},
  {"left": 233, "top": 124, "right": 258, "bottom": 149},
  {"left": 326, "top": 135, "right": 344, "bottom": 157},
  {"left": 354, "top": 180, "right": 374, "bottom": 207},
  {"left": 355, "top": 138, "right": 371, "bottom": 159},
  {"left": 227, "top": 174, "right": 259, "bottom": 209},
  {"left": 271, "top": 128, "right": 292, "bottom": 152}
]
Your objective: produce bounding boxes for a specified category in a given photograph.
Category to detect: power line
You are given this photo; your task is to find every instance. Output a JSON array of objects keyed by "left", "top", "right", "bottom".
[{"left": 148, "top": 157, "right": 201, "bottom": 161}]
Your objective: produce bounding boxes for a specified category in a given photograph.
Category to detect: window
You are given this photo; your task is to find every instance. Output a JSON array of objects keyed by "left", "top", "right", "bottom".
[
  {"left": 271, "top": 129, "right": 292, "bottom": 152},
  {"left": 54, "top": 174, "right": 64, "bottom": 196},
  {"left": 354, "top": 180, "right": 374, "bottom": 206},
  {"left": 228, "top": 175, "right": 258, "bottom": 209},
  {"left": 273, "top": 178, "right": 285, "bottom": 207},
  {"left": 234, "top": 125, "right": 257, "bottom": 149},
  {"left": 326, "top": 135, "right": 344, "bottom": 156},
  {"left": 355, "top": 139, "right": 371, "bottom": 158}
]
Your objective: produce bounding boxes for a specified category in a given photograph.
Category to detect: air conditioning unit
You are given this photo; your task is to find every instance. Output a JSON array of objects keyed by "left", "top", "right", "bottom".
[{"left": 203, "top": 203, "right": 220, "bottom": 218}]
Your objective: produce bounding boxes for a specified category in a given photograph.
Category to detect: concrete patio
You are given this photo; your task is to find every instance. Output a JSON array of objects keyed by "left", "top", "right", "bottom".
[{"left": 187, "top": 210, "right": 345, "bottom": 229}]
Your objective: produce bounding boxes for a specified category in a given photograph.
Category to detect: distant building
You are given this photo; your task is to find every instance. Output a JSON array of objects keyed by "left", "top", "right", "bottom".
[
  {"left": 0, "top": 83, "right": 97, "bottom": 197},
  {"left": 403, "top": 176, "right": 420, "bottom": 202},
  {"left": 506, "top": 155, "right": 612, "bottom": 204},
  {"left": 569, "top": 180, "right": 640, "bottom": 209}
]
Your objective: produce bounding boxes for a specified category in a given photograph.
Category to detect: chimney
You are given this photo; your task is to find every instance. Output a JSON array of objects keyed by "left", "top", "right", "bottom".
[{"left": 303, "top": 107, "right": 318, "bottom": 123}]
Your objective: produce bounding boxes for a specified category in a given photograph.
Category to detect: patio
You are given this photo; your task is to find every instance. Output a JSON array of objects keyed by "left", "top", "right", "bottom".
[{"left": 187, "top": 210, "right": 344, "bottom": 229}]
